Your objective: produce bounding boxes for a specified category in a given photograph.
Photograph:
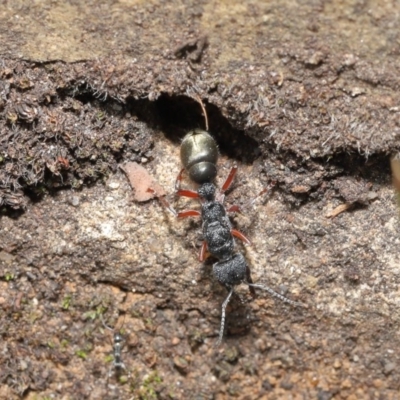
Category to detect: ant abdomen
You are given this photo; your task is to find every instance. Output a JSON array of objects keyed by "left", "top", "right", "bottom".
[
  {"left": 213, "top": 253, "right": 247, "bottom": 288},
  {"left": 180, "top": 129, "right": 218, "bottom": 184}
]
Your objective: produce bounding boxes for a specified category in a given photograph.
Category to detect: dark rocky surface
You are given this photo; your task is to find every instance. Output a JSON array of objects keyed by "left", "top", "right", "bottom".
[{"left": 1, "top": 1, "right": 400, "bottom": 399}]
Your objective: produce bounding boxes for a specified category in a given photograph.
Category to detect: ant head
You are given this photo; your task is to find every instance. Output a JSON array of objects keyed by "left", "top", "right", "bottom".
[{"left": 198, "top": 182, "right": 216, "bottom": 200}]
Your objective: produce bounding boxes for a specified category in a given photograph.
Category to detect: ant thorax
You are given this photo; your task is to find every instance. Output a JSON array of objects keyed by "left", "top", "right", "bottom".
[
  {"left": 197, "top": 182, "right": 216, "bottom": 200},
  {"left": 201, "top": 200, "right": 227, "bottom": 221},
  {"left": 197, "top": 183, "right": 235, "bottom": 261},
  {"left": 202, "top": 217, "right": 235, "bottom": 261}
]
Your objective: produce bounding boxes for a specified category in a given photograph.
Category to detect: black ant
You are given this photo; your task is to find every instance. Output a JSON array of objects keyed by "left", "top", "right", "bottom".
[
  {"left": 101, "top": 314, "right": 130, "bottom": 382},
  {"left": 165, "top": 96, "right": 304, "bottom": 344}
]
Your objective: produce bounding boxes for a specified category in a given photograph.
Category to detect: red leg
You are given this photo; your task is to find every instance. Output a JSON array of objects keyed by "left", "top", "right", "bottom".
[
  {"left": 176, "top": 189, "right": 200, "bottom": 198},
  {"left": 199, "top": 241, "right": 208, "bottom": 261},
  {"left": 174, "top": 168, "right": 185, "bottom": 192},
  {"left": 226, "top": 204, "right": 241, "bottom": 213},
  {"left": 231, "top": 229, "right": 251, "bottom": 245},
  {"left": 177, "top": 210, "right": 201, "bottom": 218},
  {"left": 220, "top": 166, "right": 238, "bottom": 194}
]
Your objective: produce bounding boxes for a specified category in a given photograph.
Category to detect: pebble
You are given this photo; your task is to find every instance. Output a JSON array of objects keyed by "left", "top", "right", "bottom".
[
  {"left": 107, "top": 181, "right": 120, "bottom": 190},
  {"left": 69, "top": 196, "right": 80, "bottom": 207}
]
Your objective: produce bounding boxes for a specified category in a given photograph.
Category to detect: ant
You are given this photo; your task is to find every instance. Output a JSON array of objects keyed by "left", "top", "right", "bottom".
[
  {"left": 101, "top": 314, "right": 130, "bottom": 382},
  {"left": 176, "top": 143, "right": 252, "bottom": 262},
  {"left": 167, "top": 96, "right": 304, "bottom": 344}
]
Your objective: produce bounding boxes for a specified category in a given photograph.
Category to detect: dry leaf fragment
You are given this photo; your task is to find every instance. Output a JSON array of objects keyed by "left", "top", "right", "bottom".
[
  {"left": 326, "top": 203, "right": 352, "bottom": 218},
  {"left": 121, "top": 162, "right": 165, "bottom": 202}
]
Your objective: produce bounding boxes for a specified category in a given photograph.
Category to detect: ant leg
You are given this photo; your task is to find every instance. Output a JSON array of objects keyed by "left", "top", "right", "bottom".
[
  {"left": 244, "top": 187, "right": 269, "bottom": 209},
  {"left": 226, "top": 204, "right": 241, "bottom": 213},
  {"left": 116, "top": 362, "right": 130, "bottom": 381},
  {"left": 177, "top": 210, "right": 201, "bottom": 218},
  {"left": 247, "top": 282, "right": 304, "bottom": 307},
  {"left": 174, "top": 169, "right": 200, "bottom": 197},
  {"left": 231, "top": 229, "right": 251, "bottom": 245},
  {"left": 176, "top": 189, "right": 200, "bottom": 198},
  {"left": 108, "top": 364, "right": 129, "bottom": 385},
  {"left": 220, "top": 166, "right": 238, "bottom": 194},
  {"left": 225, "top": 188, "right": 269, "bottom": 214},
  {"left": 158, "top": 195, "right": 178, "bottom": 217},
  {"left": 226, "top": 182, "right": 276, "bottom": 214},
  {"left": 146, "top": 188, "right": 177, "bottom": 217},
  {"left": 106, "top": 365, "right": 112, "bottom": 387},
  {"left": 199, "top": 241, "right": 208, "bottom": 261},
  {"left": 216, "top": 288, "right": 234, "bottom": 346},
  {"left": 149, "top": 187, "right": 200, "bottom": 216},
  {"left": 174, "top": 168, "right": 185, "bottom": 192},
  {"left": 216, "top": 166, "right": 238, "bottom": 203}
]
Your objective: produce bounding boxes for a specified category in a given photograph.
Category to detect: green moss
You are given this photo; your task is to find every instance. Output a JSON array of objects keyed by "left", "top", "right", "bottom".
[
  {"left": 104, "top": 354, "right": 114, "bottom": 363},
  {"left": 4, "top": 272, "right": 14, "bottom": 281},
  {"left": 75, "top": 349, "right": 88, "bottom": 359},
  {"left": 61, "top": 294, "right": 72, "bottom": 310},
  {"left": 144, "top": 318, "right": 154, "bottom": 328},
  {"left": 138, "top": 371, "right": 163, "bottom": 400},
  {"left": 83, "top": 310, "right": 98, "bottom": 320}
]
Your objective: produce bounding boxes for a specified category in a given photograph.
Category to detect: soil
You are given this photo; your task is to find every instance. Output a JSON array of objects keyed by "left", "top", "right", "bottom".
[{"left": 1, "top": 1, "right": 400, "bottom": 399}]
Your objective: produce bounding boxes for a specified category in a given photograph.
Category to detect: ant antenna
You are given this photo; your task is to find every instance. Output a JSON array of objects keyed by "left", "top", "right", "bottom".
[
  {"left": 194, "top": 93, "right": 209, "bottom": 131},
  {"left": 246, "top": 282, "right": 304, "bottom": 307},
  {"left": 216, "top": 288, "right": 234, "bottom": 346},
  {"left": 100, "top": 313, "right": 113, "bottom": 331},
  {"left": 216, "top": 282, "right": 304, "bottom": 346},
  {"left": 101, "top": 312, "right": 127, "bottom": 331}
]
